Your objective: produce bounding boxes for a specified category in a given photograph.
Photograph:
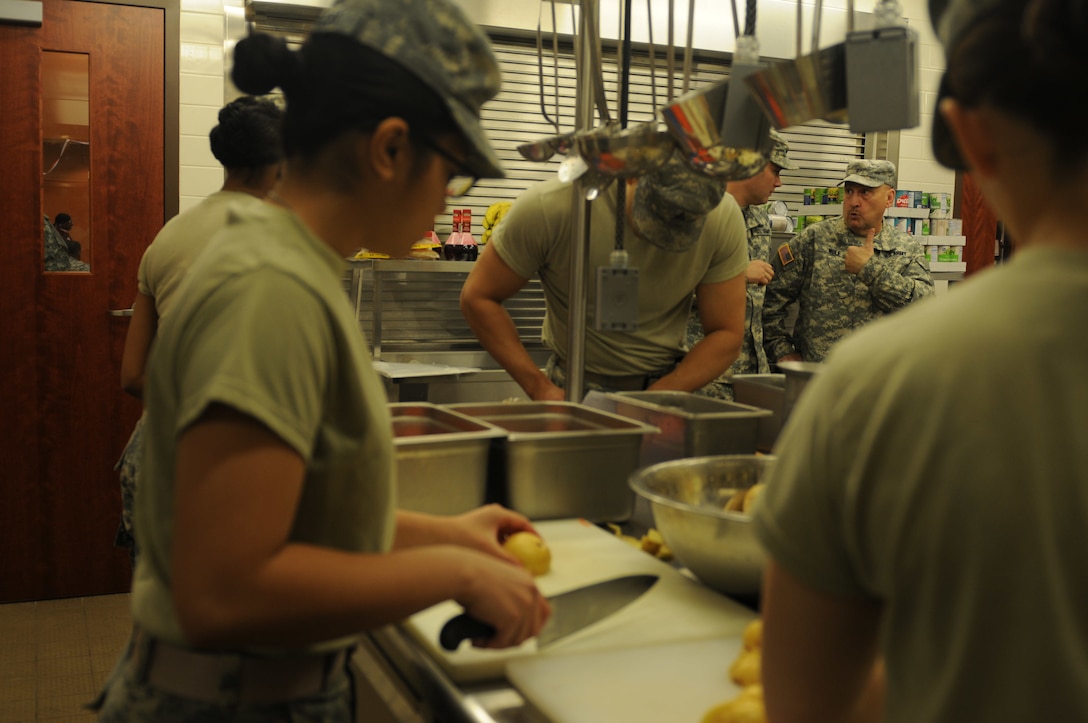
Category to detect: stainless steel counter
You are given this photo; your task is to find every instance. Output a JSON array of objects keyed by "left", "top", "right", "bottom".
[
  {"left": 353, "top": 509, "right": 757, "bottom": 723},
  {"left": 356, "top": 624, "right": 541, "bottom": 723}
]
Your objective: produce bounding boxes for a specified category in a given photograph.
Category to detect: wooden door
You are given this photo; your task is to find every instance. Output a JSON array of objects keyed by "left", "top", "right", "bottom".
[{"left": 0, "top": 0, "right": 176, "bottom": 602}]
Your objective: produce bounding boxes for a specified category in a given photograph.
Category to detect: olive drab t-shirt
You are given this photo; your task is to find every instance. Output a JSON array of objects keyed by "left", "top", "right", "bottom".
[
  {"left": 138, "top": 190, "right": 266, "bottom": 322},
  {"left": 132, "top": 202, "right": 395, "bottom": 651},
  {"left": 755, "top": 247, "right": 1088, "bottom": 722},
  {"left": 491, "top": 179, "right": 748, "bottom": 377}
]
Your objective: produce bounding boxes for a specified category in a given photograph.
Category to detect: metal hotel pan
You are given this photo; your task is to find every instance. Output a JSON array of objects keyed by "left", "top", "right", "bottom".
[
  {"left": 446, "top": 402, "right": 658, "bottom": 522},
  {"left": 389, "top": 403, "right": 505, "bottom": 516},
  {"left": 732, "top": 374, "right": 786, "bottom": 452},
  {"left": 596, "top": 391, "right": 771, "bottom": 467}
]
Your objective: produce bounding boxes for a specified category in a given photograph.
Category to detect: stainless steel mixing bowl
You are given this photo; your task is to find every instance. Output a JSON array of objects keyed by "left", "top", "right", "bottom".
[{"left": 629, "top": 455, "right": 776, "bottom": 597}]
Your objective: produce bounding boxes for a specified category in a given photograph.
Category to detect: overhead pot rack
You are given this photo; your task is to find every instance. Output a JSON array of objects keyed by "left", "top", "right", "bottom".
[
  {"left": 518, "top": 0, "right": 777, "bottom": 189},
  {"left": 742, "top": 0, "right": 920, "bottom": 132}
]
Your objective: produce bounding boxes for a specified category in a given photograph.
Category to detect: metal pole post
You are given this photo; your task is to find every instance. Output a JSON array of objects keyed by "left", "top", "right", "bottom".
[{"left": 565, "top": 0, "right": 598, "bottom": 402}]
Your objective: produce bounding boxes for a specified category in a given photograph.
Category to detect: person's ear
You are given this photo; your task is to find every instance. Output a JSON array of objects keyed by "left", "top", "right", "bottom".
[
  {"left": 884, "top": 186, "right": 894, "bottom": 209},
  {"left": 939, "top": 98, "right": 997, "bottom": 177},
  {"left": 367, "top": 117, "right": 412, "bottom": 183}
]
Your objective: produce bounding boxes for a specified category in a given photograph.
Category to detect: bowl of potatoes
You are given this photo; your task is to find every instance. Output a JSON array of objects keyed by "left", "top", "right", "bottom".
[{"left": 628, "top": 455, "right": 776, "bottom": 597}]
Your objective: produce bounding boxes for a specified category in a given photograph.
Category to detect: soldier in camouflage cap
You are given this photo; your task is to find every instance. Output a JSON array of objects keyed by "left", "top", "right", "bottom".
[
  {"left": 762, "top": 158, "right": 934, "bottom": 363},
  {"left": 94, "top": 0, "right": 551, "bottom": 719},
  {"left": 630, "top": 149, "right": 729, "bottom": 252},
  {"left": 312, "top": 0, "right": 504, "bottom": 180},
  {"left": 688, "top": 130, "right": 798, "bottom": 398},
  {"left": 842, "top": 159, "right": 896, "bottom": 188},
  {"left": 462, "top": 149, "right": 750, "bottom": 401},
  {"left": 768, "top": 129, "right": 800, "bottom": 172}
]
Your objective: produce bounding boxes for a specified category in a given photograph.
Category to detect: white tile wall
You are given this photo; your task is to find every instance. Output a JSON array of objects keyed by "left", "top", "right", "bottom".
[
  {"left": 178, "top": 0, "right": 227, "bottom": 211},
  {"left": 168, "top": 0, "right": 956, "bottom": 206}
]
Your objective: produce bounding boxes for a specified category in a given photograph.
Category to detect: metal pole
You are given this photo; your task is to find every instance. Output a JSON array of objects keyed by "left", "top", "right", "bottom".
[{"left": 565, "top": 0, "right": 598, "bottom": 402}]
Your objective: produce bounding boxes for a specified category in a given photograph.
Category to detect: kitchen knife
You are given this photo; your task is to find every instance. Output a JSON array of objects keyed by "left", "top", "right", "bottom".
[{"left": 439, "top": 573, "right": 659, "bottom": 651}]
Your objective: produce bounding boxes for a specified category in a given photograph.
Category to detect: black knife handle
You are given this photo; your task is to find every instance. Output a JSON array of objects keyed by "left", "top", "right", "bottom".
[{"left": 439, "top": 614, "right": 496, "bottom": 651}]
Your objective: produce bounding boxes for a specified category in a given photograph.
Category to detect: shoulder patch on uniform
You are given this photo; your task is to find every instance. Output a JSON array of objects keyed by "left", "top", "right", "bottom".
[{"left": 778, "top": 243, "right": 795, "bottom": 266}]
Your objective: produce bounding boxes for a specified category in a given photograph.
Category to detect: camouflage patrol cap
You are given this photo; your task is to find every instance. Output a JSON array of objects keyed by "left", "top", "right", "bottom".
[
  {"left": 314, "top": 0, "right": 505, "bottom": 179},
  {"left": 768, "top": 130, "right": 799, "bottom": 170},
  {"left": 842, "top": 159, "right": 897, "bottom": 188},
  {"left": 631, "top": 150, "right": 727, "bottom": 252}
]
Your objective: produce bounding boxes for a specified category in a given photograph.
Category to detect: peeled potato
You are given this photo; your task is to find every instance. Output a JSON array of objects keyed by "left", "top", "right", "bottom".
[
  {"left": 742, "top": 619, "right": 763, "bottom": 651},
  {"left": 729, "top": 648, "right": 761, "bottom": 686},
  {"left": 503, "top": 532, "right": 551, "bottom": 576},
  {"left": 742, "top": 483, "right": 766, "bottom": 513},
  {"left": 723, "top": 488, "right": 746, "bottom": 512},
  {"left": 701, "top": 687, "right": 767, "bottom": 723}
]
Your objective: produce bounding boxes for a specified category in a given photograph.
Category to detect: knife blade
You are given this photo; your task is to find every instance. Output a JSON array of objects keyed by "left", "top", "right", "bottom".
[{"left": 439, "top": 573, "right": 659, "bottom": 651}]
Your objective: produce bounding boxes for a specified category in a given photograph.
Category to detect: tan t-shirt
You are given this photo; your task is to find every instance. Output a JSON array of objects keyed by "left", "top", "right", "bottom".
[
  {"left": 133, "top": 202, "right": 395, "bottom": 651},
  {"left": 137, "top": 190, "right": 266, "bottom": 322},
  {"left": 754, "top": 247, "right": 1088, "bottom": 722},
  {"left": 490, "top": 179, "right": 748, "bottom": 376}
]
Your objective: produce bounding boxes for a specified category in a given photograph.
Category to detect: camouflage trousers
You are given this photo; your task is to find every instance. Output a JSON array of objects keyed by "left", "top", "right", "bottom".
[
  {"left": 113, "top": 415, "right": 145, "bottom": 568},
  {"left": 91, "top": 630, "right": 356, "bottom": 722}
]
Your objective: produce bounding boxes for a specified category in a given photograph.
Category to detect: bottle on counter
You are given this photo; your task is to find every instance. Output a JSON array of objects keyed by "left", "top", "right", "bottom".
[
  {"left": 444, "top": 209, "right": 463, "bottom": 248},
  {"left": 443, "top": 208, "right": 479, "bottom": 262}
]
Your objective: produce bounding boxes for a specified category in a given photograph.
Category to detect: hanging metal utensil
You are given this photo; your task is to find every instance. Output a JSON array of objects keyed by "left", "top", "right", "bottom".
[
  {"left": 720, "top": 0, "right": 773, "bottom": 152},
  {"left": 660, "top": 79, "right": 768, "bottom": 180},
  {"left": 742, "top": 0, "right": 848, "bottom": 129},
  {"left": 517, "top": 129, "right": 577, "bottom": 163},
  {"left": 534, "top": 0, "right": 561, "bottom": 134},
  {"left": 680, "top": 0, "right": 696, "bottom": 96},
  {"left": 646, "top": 0, "right": 658, "bottom": 112}
]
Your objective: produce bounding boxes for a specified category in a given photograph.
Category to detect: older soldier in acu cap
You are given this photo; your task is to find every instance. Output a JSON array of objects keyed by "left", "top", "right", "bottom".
[
  {"left": 762, "top": 159, "right": 934, "bottom": 364},
  {"left": 687, "top": 130, "right": 799, "bottom": 399}
]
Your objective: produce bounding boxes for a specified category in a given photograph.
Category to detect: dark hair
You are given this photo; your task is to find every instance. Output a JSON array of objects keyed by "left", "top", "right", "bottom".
[
  {"left": 209, "top": 96, "right": 285, "bottom": 170},
  {"left": 944, "top": 0, "right": 1088, "bottom": 169},
  {"left": 230, "top": 32, "right": 457, "bottom": 159},
  {"left": 54, "top": 213, "right": 73, "bottom": 229}
]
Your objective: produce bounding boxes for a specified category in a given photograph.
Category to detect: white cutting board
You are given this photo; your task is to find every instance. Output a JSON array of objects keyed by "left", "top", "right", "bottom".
[
  {"left": 403, "top": 518, "right": 756, "bottom": 684},
  {"left": 507, "top": 637, "right": 747, "bottom": 723}
]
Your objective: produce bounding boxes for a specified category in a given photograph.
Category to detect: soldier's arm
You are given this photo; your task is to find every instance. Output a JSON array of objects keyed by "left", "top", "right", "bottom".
[
  {"left": 763, "top": 232, "right": 808, "bottom": 361},
  {"left": 857, "top": 242, "right": 936, "bottom": 311}
]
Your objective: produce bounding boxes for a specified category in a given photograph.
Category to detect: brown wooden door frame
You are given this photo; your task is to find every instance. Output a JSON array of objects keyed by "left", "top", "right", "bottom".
[{"left": 0, "top": 0, "right": 178, "bottom": 603}]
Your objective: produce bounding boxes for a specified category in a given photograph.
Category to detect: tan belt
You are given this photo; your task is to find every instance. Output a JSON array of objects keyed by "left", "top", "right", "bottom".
[{"left": 131, "top": 628, "right": 350, "bottom": 704}]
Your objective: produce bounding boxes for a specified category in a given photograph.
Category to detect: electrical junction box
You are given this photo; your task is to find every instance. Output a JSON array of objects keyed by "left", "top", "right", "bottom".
[
  {"left": 595, "top": 266, "right": 639, "bottom": 332},
  {"left": 845, "top": 25, "right": 920, "bottom": 133}
]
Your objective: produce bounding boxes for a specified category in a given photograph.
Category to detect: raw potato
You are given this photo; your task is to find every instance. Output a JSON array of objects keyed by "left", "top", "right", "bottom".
[
  {"left": 723, "top": 488, "right": 746, "bottom": 512},
  {"left": 742, "top": 484, "right": 765, "bottom": 513},
  {"left": 503, "top": 532, "right": 551, "bottom": 576},
  {"left": 701, "top": 686, "right": 767, "bottom": 723},
  {"left": 729, "top": 648, "right": 762, "bottom": 686},
  {"left": 742, "top": 619, "right": 763, "bottom": 651}
]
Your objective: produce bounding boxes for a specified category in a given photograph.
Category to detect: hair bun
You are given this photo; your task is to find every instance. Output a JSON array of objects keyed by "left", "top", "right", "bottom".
[{"left": 232, "top": 33, "right": 298, "bottom": 96}]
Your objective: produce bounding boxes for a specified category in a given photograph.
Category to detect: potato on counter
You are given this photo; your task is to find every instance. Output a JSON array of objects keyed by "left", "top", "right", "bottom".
[{"left": 701, "top": 685, "right": 767, "bottom": 723}]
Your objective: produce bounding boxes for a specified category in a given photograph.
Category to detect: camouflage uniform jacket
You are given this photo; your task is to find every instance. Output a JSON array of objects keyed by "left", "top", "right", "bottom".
[
  {"left": 763, "top": 216, "right": 934, "bottom": 363},
  {"left": 687, "top": 203, "right": 774, "bottom": 396}
]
